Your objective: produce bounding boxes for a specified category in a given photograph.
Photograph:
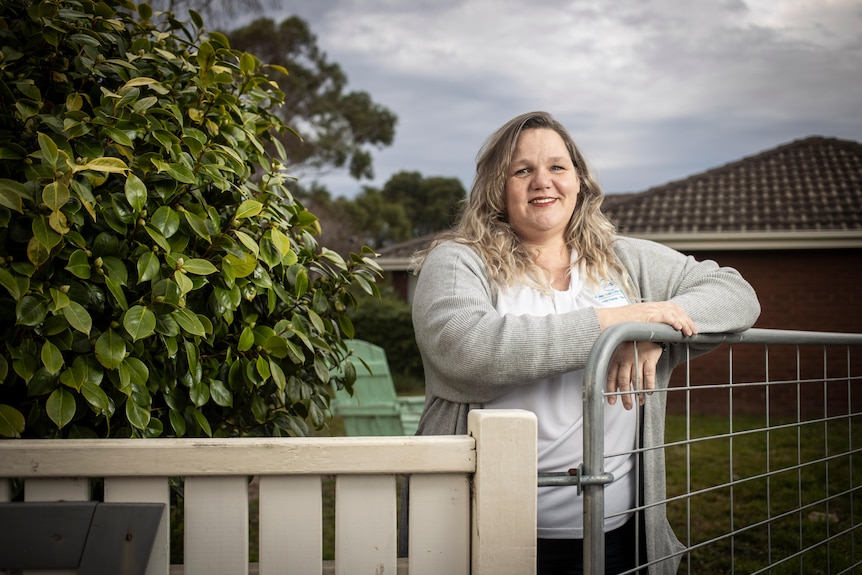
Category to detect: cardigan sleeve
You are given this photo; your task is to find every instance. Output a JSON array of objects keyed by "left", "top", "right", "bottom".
[
  {"left": 411, "top": 241, "right": 603, "bottom": 404},
  {"left": 613, "top": 236, "right": 761, "bottom": 334}
]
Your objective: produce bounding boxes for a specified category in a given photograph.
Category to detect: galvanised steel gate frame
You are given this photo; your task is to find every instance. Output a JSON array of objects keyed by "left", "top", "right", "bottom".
[{"left": 541, "top": 323, "right": 862, "bottom": 575}]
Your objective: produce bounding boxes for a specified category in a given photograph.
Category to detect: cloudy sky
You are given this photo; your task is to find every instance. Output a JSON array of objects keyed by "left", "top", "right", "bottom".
[{"left": 239, "top": 0, "right": 862, "bottom": 198}]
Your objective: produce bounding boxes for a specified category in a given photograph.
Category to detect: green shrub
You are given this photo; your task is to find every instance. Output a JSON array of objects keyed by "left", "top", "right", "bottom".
[{"left": 0, "top": 0, "right": 380, "bottom": 439}]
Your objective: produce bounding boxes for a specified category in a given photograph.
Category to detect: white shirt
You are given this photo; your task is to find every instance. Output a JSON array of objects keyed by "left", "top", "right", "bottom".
[{"left": 484, "top": 264, "right": 637, "bottom": 539}]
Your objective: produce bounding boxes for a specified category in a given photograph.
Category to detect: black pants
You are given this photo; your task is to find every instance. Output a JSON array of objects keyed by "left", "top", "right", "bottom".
[{"left": 537, "top": 515, "right": 646, "bottom": 575}]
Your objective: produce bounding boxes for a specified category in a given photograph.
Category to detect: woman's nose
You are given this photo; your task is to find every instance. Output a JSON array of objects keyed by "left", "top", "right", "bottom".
[{"left": 531, "top": 168, "right": 552, "bottom": 189}]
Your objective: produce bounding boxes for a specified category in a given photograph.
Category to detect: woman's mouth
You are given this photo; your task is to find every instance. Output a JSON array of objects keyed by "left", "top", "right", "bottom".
[{"left": 529, "top": 197, "right": 556, "bottom": 205}]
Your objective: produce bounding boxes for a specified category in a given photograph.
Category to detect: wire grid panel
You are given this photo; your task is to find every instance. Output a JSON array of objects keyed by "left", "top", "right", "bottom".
[{"left": 596, "top": 329, "right": 862, "bottom": 575}]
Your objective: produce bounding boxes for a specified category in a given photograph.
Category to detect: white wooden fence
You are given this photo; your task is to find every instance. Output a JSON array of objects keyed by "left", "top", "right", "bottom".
[{"left": 0, "top": 409, "right": 538, "bottom": 575}]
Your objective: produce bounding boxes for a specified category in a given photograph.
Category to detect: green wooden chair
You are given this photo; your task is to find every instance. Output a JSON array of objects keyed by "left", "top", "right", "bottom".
[{"left": 331, "top": 339, "right": 424, "bottom": 436}]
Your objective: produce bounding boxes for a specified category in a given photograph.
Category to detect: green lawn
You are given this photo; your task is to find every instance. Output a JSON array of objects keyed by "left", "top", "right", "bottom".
[{"left": 664, "top": 413, "right": 861, "bottom": 574}]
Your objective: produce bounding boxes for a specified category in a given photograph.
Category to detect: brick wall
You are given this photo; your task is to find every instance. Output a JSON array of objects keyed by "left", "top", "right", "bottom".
[{"left": 667, "top": 248, "right": 862, "bottom": 418}]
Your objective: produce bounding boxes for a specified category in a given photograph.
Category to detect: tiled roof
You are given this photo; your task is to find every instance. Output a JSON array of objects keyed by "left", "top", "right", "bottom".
[{"left": 601, "top": 136, "right": 862, "bottom": 234}]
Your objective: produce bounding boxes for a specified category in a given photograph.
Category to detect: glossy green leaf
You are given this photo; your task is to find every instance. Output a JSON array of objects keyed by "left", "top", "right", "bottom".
[
  {"left": 261, "top": 335, "right": 289, "bottom": 359},
  {"left": 238, "top": 326, "right": 254, "bottom": 352},
  {"left": 73, "top": 156, "right": 129, "bottom": 174},
  {"left": 104, "top": 275, "right": 129, "bottom": 311},
  {"left": 65, "top": 249, "right": 91, "bottom": 279},
  {"left": 169, "top": 409, "right": 187, "bottom": 437},
  {"left": 294, "top": 267, "right": 309, "bottom": 298},
  {"left": 124, "top": 172, "right": 147, "bottom": 213},
  {"left": 103, "top": 126, "right": 134, "bottom": 147},
  {"left": 234, "top": 230, "right": 260, "bottom": 256},
  {"left": 17, "top": 295, "right": 48, "bottom": 327},
  {"left": 62, "top": 301, "right": 92, "bottom": 335},
  {"left": 33, "top": 216, "right": 62, "bottom": 249},
  {"left": 123, "top": 305, "right": 156, "bottom": 341},
  {"left": 37, "top": 132, "right": 60, "bottom": 168},
  {"left": 210, "top": 379, "right": 232, "bottom": 407},
  {"left": 143, "top": 224, "right": 173, "bottom": 253},
  {"left": 251, "top": 395, "right": 267, "bottom": 423},
  {"left": 269, "top": 359, "right": 286, "bottom": 392},
  {"left": 46, "top": 387, "right": 76, "bottom": 430},
  {"left": 60, "top": 355, "right": 103, "bottom": 391},
  {"left": 338, "top": 314, "right": 355, "bottom": 339},
  {"left": 190, "top": 381, "right": 209, "bottom": 407},
  {"left": 123, "top": 357, "right": 149, "bottom": 387},
  {"left": 0, "top": 267, "right": 27, "bottom": 300},
  {"left": 0, "top": 178, "right": 28, "bottom": 212},
  {"left": 270, "top": 227, "right": 291, "bottom": 258},
  {"left": 174, "top": 270, "right": 193, "bottom": 295},
  {"left": 181, "top": 258, "right": 218, "bottom": 275},
  {"left": 183, "top": 210, "right": 211, "bottom": 242},
  {"left": 101, "top": 256, "right": 128, "bottom": 285},
  {"left": 126, "top": 399, "right": 150, "bottom": 431},
  {"left": 235, "top": 199, "right": 263, "bottom": 219},
  {"left": 189, "top": 407, "right": 212, "bottom": 437},
  {"left": 49, "top": 287, "right": 70, "bottom": 311},
  {"left": 137, "top": 251, "right": 160, "bottom": 283},
  {"left": 42, "top": 181, "right": 70, "bottom": 212},
  {"left": 255, "top": 355, "right": 270, "bottom": 380},
  {"left": 313, "top": 356, "right": 330, "bottom": 385},
  {"left": 223, "top": 252, "right": 257, "bottom": 278},
  {"left": 41, "top": 341, "right": 64, "bottom": 374},
  {"left": 95, "top": 329, "right": 126, "bottom": 369},
  {"left": 151, "top": 206, "right": 181, "bottom": 238},
  {"left": 172, "top": 308, "right": 206, "bottom": 336},
  {"left": 307, "top": 309, "right": 324, "bottom": 335},
  {"left": 0, "top": 404, "right": 25, "bottom": 438},
  {"left": 166, "top": 163, "right": 197, "bottom": 185},
  {"left": 81, "top": 381, "right": 112, "bottom": 415}
]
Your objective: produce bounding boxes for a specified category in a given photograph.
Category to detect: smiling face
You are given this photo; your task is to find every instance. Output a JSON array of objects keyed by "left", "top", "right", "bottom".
[{"left": 504, "top": 128, "right": 580, "bottom": 246}]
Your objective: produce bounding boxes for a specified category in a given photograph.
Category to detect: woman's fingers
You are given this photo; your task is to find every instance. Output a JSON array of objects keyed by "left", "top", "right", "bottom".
[
  {"left": 596, "top": 302, "right": 698, "bottom": 336},
  {"left": 606, "top": 342, "right": 663, "bottom": 409}
]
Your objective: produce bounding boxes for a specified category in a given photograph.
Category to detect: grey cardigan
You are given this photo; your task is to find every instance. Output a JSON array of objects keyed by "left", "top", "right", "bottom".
[{"left": 411, "top": 237, "right": 761, "bottom": 574}]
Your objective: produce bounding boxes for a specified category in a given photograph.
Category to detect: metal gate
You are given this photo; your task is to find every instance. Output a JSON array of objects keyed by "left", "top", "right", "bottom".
[{"left": 542, "top": 323, "right": 862, "bottom": 575}]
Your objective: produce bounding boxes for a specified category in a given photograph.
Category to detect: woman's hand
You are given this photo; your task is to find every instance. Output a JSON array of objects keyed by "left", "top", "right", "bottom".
[
  {"left": 596, "top": 302, "right": 698, "bottom": 337},
  {"left": 606, "top": 341, "right": 663, "bottom": 409}
]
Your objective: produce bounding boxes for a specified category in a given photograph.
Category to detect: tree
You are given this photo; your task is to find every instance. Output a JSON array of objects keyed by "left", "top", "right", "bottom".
[
  {"left": 336, "top": 188, "right": 413, "bottom": 249},
  {"left": 0, "top": 0, "right": 380, "bottom": 439},
  {"left": 381, "top": 171, "right": 466, "bottom": 237},
  {"left": 227, "top": 17, "right": 398, "bottom": 181}
]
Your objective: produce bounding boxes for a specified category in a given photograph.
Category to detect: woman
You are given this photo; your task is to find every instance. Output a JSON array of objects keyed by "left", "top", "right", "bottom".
[{"left": 410, "top": 111, "right": 760, "bottom": 574}]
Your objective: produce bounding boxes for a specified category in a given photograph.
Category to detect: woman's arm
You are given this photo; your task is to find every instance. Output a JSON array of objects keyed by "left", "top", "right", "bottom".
[
  {"left": 412, "top": 242, "right": 602, "bottom": 403},
  {"left": 613, "top": 236, "right": 761, "bottom": 334}
]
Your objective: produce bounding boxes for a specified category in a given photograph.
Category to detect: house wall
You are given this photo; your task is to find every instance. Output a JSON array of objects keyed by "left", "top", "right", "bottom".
[{"left": 667, "top": 248, "right": 862, "bottom": 418}]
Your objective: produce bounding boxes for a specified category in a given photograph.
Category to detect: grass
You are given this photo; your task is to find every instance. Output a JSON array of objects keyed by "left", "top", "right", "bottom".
[{"left": 664, "top": 413, "right": 862, "bottom": 574}]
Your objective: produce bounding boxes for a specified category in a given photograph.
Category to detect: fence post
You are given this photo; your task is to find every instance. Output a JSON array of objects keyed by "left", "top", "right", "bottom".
[{"left": 469, "top": 409, "right": 537, "bottom": 575}]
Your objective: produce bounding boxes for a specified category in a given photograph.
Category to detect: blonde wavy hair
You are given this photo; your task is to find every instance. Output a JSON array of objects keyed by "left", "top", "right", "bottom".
[{"left": 412, "top": 111, "right": 633, "bottom": 295}]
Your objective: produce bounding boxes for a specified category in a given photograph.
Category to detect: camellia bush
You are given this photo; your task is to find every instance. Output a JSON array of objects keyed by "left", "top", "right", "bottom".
[{"left": 0, "top": 0, "right": 380, "bottom": 439}]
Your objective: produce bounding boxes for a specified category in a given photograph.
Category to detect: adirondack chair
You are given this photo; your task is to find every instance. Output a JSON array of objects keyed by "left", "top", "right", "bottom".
[{"left": 331, "top": 339, "right": 425, "bottom": 436}]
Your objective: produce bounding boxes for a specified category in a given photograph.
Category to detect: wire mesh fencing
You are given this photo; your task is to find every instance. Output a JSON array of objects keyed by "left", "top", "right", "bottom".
[{"left": 576, "top": 324, "right": 862, "bottom": 575}]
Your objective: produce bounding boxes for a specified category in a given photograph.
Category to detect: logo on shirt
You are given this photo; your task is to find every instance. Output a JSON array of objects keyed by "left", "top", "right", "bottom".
[{"left": 594, "top": 279, "right": 628, "bottom": 305}]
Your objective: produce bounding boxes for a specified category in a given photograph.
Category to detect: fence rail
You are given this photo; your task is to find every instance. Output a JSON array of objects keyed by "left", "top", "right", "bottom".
[
  {"left": 580, "top": 323, "right": 862, "bottom": 575},
  {"left": 0, "top": 410, "right": 537, "bottom": 575}
]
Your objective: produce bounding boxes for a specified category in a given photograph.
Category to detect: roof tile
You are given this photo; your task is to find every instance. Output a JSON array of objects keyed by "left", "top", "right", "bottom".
[{"left": 602, "top": 136, "right": 862, "bottom": 233}]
